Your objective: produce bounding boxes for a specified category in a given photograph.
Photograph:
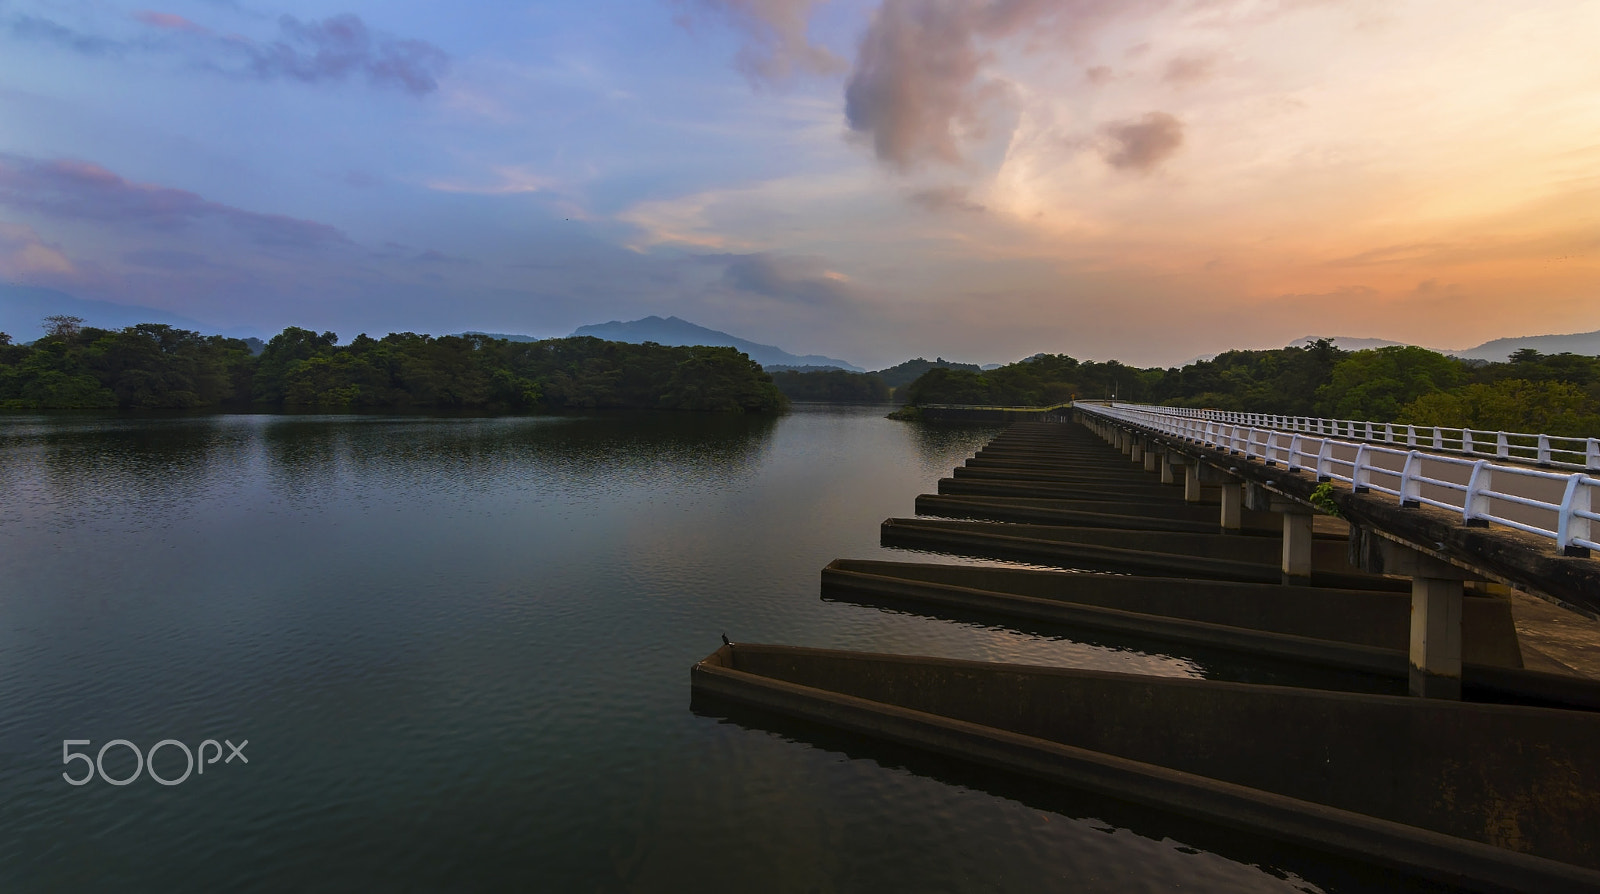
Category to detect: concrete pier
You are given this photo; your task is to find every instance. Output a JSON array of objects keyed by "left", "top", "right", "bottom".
[
  {"left": 1281, "top": 506, "right": 1315, "bottom": 586},
  {"left": 1221, "top": 482, "right": 1243, "bottom": 532}
]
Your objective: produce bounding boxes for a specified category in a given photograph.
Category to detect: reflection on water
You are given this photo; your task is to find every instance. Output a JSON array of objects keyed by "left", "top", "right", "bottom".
[{"left": 0, "top": 407, "right": 1441, "bottom": 892}]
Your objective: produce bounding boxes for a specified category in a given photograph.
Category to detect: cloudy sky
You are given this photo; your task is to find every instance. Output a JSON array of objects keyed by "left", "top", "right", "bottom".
[{"left": 1, "top": 0, "right": 1597, "bottom": 368}]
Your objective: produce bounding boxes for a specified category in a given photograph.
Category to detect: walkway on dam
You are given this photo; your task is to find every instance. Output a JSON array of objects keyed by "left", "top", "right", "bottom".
[
  {"left": 917, "top": 418, "right": 1600, "bottom": 681},
  {"left": 1074, "top": 402, "right": 1600, "bottom": 691}
]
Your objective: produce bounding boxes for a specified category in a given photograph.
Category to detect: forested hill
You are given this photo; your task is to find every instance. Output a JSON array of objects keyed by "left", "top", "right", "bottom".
[
  {"left": 902, "top": 343, "right": 1600, "bottom": 436},
  {"left": 767, "top": 368, "right": 890, "bottom": 402},
  {"left": 0, "top": 320, "right": 787, "bottom": 413},
  {"left": 872, "top": 357, "right": 982, "bottom": 389}
]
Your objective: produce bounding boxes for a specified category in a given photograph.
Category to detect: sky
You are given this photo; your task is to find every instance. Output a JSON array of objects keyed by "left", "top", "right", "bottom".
[{"left": 1, "top": 0, "right": 1597, "bottom": 369}]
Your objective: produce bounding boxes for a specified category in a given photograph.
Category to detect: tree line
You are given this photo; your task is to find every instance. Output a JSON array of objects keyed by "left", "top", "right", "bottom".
[
  {"left": 0, "top": 317, "right": 787, "bottom": 414},
  {"left": 765, "top": 357, "right": 987, "bottom": 402},
  {"left": 767, "top": 368, "right": 890, "bottom": 402},
  {"left": 901, "top": 342, "right": 1600, "bottom": 436},
  {"left": 7, "top": 316, "right": 1596, "bottom": 434}
]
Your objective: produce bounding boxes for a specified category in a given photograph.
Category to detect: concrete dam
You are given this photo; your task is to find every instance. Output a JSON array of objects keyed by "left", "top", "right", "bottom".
[{"left": 692, "top": 409, "right": 1600, "bottom": 892}]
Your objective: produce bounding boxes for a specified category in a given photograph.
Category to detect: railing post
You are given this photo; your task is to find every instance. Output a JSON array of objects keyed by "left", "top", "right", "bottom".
[
  {"left": 1406, "top": 425, "right": 1417, "bottom": 447},
  {"left": 1352, "top": 444, "right": 1371, "bottom": 493},
  {"left": 1265, "top": 431, "right": 1280, "bottom": 465},
  {"left": 1287, "top": 434, "right": 1303, "bottom": 472},
  {"left": 1433, "top": 427, "right": 1443, "bottom": 449},
  {"left": 1463, "top": 429, "right": 1474, "bottom": 455},
  {"left": 1556, "top": 474, "right": 1593, "bottom": 557},
  {"left": 1538, "top": 434, "right": 1552, "bottom": 466},
  {"left": 1315, "top": 439, "right": 1334, "bottom": 482},
  {"left": 1463, "top": 460, "right": 1492, "bottom": 526},
  {"left": 1589, "top": 439, "right": 1600, "bottom": 472},
  {"left": 1497, "top": 432, "right": 1509, "bottom": 459},
  {"left": 1399, "top": 451, "right": 1423, "bottom": 508}
]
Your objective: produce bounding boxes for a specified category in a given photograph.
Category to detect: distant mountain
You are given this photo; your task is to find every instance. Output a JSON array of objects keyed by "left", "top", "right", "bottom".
[
  {"left": 1453, "top": 330, "right": 1600, "bottom": 362},
  {"left": 764, "top": 364, "right": 858, "bottom": 373},
  {"left": 461, "top": 331, "right": 541, "bottom": 343},
  {"left": 0, "top": 283, "right": 218, "bottom": 341},
  {"left": 1287, "top": 335, "right": 1420, "bottom": 352},
  {"left": 571, "top": 316, "right": 863, "bottom": 371},
  {"left": 1286, "top": 331, "right": 1600, "bottom": 362},
  {"left": 870, "top": 357, "right": 982, "bottom": 390}
]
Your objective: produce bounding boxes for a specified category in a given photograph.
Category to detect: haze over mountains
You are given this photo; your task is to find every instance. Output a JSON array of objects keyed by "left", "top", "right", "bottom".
[
  {"left": 0, "top": 284, "right": 228, "bottom": 340},
  {"left": 1288, "top": 332, "right": 1600, "bottom": 362},
  {"left": 5, "top": 282, "right": 1599, "bottom": 368},
  {"left": 571, "top": 316, "right": 864, "bottom": 372}
]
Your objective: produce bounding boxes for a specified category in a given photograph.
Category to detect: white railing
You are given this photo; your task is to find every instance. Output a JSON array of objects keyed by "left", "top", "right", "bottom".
[
  {"left": 1112, "top": 403, "right": 1600, "bottom": 472},
  {"left": 1079, "top": 403, "right": 1598, "bottom": 556}
]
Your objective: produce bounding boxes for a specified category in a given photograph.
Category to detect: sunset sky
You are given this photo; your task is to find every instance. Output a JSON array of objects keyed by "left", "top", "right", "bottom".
[{"left": 2, "top": 0, "right": 1597, "bottom": 368}]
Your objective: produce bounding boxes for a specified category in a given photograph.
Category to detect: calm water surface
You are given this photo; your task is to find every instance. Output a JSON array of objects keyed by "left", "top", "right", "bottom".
[{"left": 1, "top": 406, "right": 1439, "bottom": 892}]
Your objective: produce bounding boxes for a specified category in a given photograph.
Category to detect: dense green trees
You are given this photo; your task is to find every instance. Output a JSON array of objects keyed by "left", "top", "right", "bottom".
[
  {"left": 871, "top": 357, "right": 982, "bottom": 390},
  {"left": 0, "top": 321, "right": 254, "bottom": 410},
  {"left": 1314, "top": 346, "right": 1464, "bottom": 420},
  {"left": 1149, "top": 341, "right": 1344, "bottom": 415},
  {"left": 0, "top": 324, "right": 786, "bottom": 414},
  {"left": 902, "top": 342, "right": 1600, "bottom": 435},
  {"left": 903, "top": 354, "right": 1157, "bottom": 407},
  {"left": 767, "top": 369, "right": 891, "bottom": 402}
]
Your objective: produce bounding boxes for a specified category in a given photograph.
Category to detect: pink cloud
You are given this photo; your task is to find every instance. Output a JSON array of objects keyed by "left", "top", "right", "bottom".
[
  {"left": 844, "top": 0, "right": 1162, "bottom": 169},
  {"left": 0, "top": 153, "right": 349, "bottom": 249},
  {"left": 0, "top": 222, "right": 76, "bottom": 278},
  {"left": 133, "top": 11, "right": 211, "bottom": 35},
  {"left": 1100, "top": 111, "right": 1184, "bottom": 173},
  {"left": 678, "top": 0, "right": 845, "bottom": 85}
]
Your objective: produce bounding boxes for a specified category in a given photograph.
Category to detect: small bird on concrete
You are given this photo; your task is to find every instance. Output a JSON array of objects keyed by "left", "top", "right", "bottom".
[{"left": 721, "top": 633, "right": 732, "bottom": 646}]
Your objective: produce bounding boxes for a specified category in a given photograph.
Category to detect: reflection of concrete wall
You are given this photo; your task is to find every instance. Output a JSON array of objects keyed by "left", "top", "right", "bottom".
[
  {"left": 916, "top": 404, "right": 1071, "bottom": 423},
  {"left": 695, "top": 643, "right": 1600, "bottom": 884}
]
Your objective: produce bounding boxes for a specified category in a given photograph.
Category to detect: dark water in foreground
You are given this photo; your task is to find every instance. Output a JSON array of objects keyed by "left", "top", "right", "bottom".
[{"left": 0, "top": 406, "right": 1443, "bottom": 892}]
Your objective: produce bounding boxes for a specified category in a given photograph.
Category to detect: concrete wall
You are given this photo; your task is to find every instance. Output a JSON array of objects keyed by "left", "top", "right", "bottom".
[
  {"left": 697, "top": 644, "right": 1600, "bottom": 880},
  {"left": 823, "top": 559, "right": 1522, "bottom": 666}
]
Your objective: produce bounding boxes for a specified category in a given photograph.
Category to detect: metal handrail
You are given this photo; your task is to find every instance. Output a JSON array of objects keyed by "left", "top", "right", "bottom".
[
  {"left": 1079, "top": 403, "right": 1598, "bottom": 555},
  {"left": 1110, "top": 403, "right": 1600, "bottom": 472}
]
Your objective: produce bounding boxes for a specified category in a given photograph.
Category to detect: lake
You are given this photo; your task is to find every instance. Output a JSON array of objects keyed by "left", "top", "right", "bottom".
[{"left": 0, "top": 405, "right": 1442, "bottom": 892}]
